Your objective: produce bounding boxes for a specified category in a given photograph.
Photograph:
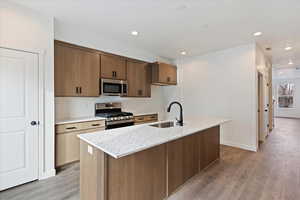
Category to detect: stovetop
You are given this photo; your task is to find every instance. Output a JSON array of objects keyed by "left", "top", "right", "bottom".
[
  {"left": 95, "top": 102, "right": 134, "bottom": 125},
  {"left": 95, "top": 112, "right": 133, "bottom": 118}
]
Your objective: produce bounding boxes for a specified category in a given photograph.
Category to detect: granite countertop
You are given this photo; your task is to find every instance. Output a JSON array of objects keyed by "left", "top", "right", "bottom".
[
  {"left": 78, "top": 117, "right": 230, "bottom": 159},
  {"left": 56, "top": 116, "right": 106, "bottom": 125}
]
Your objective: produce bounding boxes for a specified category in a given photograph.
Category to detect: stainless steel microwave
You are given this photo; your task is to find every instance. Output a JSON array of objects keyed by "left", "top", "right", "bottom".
[{"left": 101, "top": 79, "right": 128, "bottom": 96}]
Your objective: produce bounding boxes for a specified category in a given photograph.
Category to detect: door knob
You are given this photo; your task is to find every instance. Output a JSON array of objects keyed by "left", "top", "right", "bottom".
[{"left": 31, "top": 121, "right": 38, "bottom": 126}]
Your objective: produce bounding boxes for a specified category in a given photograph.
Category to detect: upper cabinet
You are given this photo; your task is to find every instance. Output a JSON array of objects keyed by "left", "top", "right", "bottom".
[
  {"left": 151, "top": 62, "right": 177, "bottom": 85},
  {"left": 127, "top": 60, "right": 151, "bottom": 97},
  {"left": 55, "top": 42, "right": 100, "bottom": 97},
  {"left": 100, "top": 54, "right": 126, "bottom": 80}
]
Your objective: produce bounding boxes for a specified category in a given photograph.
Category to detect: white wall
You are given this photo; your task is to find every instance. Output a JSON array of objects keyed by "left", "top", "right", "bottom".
[
  {"left": 56, "top": 86, "right": 167, "bottom": 121},
  {"left": 54, "top": 22, "right": 171, "bottom": 121},
  {"left": 273, "top": 67, "right": 300, "bottom": 118},
  {"left": 164, "top": 44, "right": 258, "bottom": 151},
  {"left": 0, "top": 1, "right": 55, "bottom": 178}
]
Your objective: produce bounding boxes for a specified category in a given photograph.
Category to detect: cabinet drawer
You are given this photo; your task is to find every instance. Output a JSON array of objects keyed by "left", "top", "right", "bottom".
[
  {"left": 56, "top": 123, "right": 81, "bottom": 134},
  {"left": 134, "top": 114, "right": 158, "bottom": 124},
  {"left": 56, "top": 120, "right": 105, "bottom": 134},
  {"left": 144, "top": 114, "right": 158, "bottom": 121},
  {"left": 81, "top": 120, "right": 105, "bottom": 130},
  {"left": 134, "top": 116, "right": 146, "bottom": 123}
]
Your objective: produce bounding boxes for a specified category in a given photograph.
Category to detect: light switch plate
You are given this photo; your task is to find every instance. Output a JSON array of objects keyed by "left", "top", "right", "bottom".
[{"left": 88, "top": 145, "right": 93, "bottom": 155}]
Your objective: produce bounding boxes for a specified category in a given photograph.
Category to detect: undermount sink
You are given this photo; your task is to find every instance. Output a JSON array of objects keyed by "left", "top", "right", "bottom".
[{"left": 149, "top": 121, "right": 175, "bottom": 128}]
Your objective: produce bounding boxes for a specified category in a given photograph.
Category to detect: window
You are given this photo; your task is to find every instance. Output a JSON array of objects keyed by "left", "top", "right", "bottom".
[{"left": 278, "top": 83, "right": 295, "bottom": 108}]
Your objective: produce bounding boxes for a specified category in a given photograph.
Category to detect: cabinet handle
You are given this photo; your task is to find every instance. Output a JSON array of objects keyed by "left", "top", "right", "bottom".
[
  {"left": 91, "top": 123, "right": 101, "bottom": 126},
  {"left": 76, "top": 87, "right": 79, "bottom": 94},
  {"left": 66, "top": 127, "right": 77, "bottom": 130},
  {"left": 112, "top": 71, "right": 117, "bottom": 78},
  {"left": 79, "top": 87, "right": 82, "bottom": 94},
  {"left": 167, "top": 77, "right": 171, "bottom": 82}
]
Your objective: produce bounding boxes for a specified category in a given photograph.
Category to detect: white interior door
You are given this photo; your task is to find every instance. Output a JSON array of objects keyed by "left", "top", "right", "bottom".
[{"left": 0, "top": 48, "right": 39, "bottom": 191}]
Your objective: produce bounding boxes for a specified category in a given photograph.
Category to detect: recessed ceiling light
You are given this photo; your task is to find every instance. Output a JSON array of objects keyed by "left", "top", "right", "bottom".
[
  {"left": 180, "top": 51, "right": 187, "bottom": 55},
  {"left": 253, "top": 32, "right": 262, "bottom": 36},
  {"left": 131, "top": 31, "right": 138, "bottom": 36},
  {"left": 288, "top": 60, "right": 293, "bottom": 65},
  {"left": 285, "top": 46, "right": 293, "bottom": 51}
]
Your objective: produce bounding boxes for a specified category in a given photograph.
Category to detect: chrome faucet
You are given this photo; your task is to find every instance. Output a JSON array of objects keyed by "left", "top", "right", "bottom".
[{"left": 167, "top": 101, "right": 183, "bottom": 126}]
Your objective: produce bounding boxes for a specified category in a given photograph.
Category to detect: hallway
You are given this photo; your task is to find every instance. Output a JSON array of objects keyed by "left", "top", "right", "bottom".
[{"left": 1, "top": 118, "right": 300, "bottom": 200}]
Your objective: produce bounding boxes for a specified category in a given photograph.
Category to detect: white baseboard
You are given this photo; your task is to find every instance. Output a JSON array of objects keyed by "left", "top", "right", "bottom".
[
  {"left": 221, "top": 141, "right": 257, "bottom": 152},
  {"left": 39, "top": 168, "right": 56, "bottom": 180}
]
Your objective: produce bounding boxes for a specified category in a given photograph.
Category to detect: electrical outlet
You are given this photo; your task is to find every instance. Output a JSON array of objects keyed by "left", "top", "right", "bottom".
[{"left": 88, "top": 145, "right": 93, "bottom": 155}]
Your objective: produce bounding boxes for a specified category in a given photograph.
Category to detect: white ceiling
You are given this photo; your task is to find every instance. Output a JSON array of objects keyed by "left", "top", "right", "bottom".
[{"left": 8, "top": 0, "right": 300, "bottom": 65}]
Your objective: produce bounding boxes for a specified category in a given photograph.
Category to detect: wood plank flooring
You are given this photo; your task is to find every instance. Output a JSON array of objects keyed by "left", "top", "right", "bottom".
[{"left": 1, "top": 118, "right": 300, "bottom": 200}]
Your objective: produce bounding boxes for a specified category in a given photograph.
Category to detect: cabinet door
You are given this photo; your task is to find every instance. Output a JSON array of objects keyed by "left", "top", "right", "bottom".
[
  {"left": 101, "top": 54, "right": 126, "bottom": 80},
  {"left": 159, "top": 63, "right": 177, "bottom": 84},
  {"left": 55, "top": 44, "right": 80, "bottom": 96},
  {"left": 127, "top": 61, "right": 151, "bottom": 97},
  {"left": 78, "top": 50, "right": 100, "bottom": 96},
  {"left": 167, "top": 65, "right": 177, "bottom": 84},
  {"left": 199, "top": 126, "right": 220, "bottom": 170},
  {"left": 183, "top": 134, "right": 199, "bottom": 181},
  {"left": 56, "top": 131, "right": 80, "bottom": 167},
  {"left": 167, "top": 138, "right": 184, "bottom": 195}
]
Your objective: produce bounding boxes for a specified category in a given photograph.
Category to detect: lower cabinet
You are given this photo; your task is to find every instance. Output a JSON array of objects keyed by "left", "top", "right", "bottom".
[
  {"left": 167, "top": 126, "right": 220, "bottom": 195},
  {"left": 199, "top": 126, "right": 220, "bottom": 170},
  {"left": 80, "top": 126, "right": 220, "bottom": 200},
  {"left": 55, "top": 120, "right": 105, "bottom": 167}
]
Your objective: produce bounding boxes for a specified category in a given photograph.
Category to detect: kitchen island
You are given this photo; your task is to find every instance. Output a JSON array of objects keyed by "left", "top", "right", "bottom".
[{"left": 78, "top": 117, "right": 229, "bottom": 200}]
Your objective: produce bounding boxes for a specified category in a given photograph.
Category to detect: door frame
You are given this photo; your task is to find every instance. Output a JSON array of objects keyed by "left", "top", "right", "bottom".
[{"left": 0, "top": 45, "right": 50, "bottom": 180}]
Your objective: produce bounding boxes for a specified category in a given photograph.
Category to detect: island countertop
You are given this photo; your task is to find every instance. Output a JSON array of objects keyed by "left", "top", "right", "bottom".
[{"left": 78, "top": 117, "right": 230, "bottom": 159}]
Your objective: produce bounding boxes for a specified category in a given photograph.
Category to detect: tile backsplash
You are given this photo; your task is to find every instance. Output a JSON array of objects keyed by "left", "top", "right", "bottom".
[{"left": 55, "top": 86, "right": 167, "bottom": 122}]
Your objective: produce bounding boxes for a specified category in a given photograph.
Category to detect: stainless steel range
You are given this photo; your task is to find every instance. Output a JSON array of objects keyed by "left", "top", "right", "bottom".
[{"left": 95, "top": 102, "right": 134, "bottom": 129}]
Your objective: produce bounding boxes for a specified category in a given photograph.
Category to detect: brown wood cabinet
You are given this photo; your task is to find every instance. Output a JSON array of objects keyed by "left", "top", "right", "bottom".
[
  {"left": 152, "top": 62, "right": 177, "bottom": 85},
  {"left": 101, "top": 54, "right": 126, "bottom": 80},
  {"left": 55, "top": 42, "right": 100, "bottom": 97},
  {"left": 134, "top": 114, "right": 158, "bottom": 125},
  {"left": 199, "top": 126, "right": 220, "bottom": 170},
  {"left": 55, "top": 120, "right": 105, "bottom": 167},
  {"left": 167, "top": 138, "right": 184, "bottom": 195},
  {"left": 80, "top": 126, "right": 220, "bottom": 200},
  {"left": 127, "top": 60, "right": 151, "bottom": 97},
  {"left": 167, "top": 134, "right": 200, "bottom": 195}
]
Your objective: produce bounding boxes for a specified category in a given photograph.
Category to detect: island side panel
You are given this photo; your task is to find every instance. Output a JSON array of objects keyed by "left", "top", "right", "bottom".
[
  {"left": 183, "top": 133, "right": 200, "bottom": 182},
  {"left": 167, "top": 133, "right": 200, "bottom": 196},
  {"left": 107, "top": 144, "right": 167, "bottom": 200},
  {"left": 80, "top": 141, "right": 107, "bottom": 200},
  {"left": 199, "top": 125, "right": 220, "bottom": 170},
  {"left": 166, "top": 138, "right": 184, "bottom": 196}
]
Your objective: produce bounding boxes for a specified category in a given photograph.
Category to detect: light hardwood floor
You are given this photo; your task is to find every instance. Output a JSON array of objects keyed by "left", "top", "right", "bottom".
[{"left": 1, "top": 118, "right": 300, "bottom": 200}]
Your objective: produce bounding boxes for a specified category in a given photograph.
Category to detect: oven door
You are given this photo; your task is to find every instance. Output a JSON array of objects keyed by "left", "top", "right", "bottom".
[{"left": 101, "top": 79, "right": 127, "bottom": 96}]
